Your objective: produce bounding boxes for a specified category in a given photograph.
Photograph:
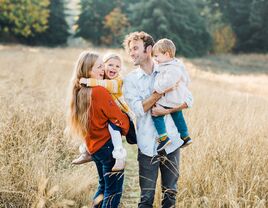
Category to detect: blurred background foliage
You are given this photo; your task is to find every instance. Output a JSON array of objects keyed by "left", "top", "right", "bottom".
[{"left": 0, "top": 0, "right": 267, "bottom": 56}]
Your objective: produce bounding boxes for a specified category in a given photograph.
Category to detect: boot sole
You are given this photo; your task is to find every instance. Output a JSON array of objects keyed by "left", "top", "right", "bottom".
[{"left": 157, "top": 140, "right": 172, "bottom": 152}]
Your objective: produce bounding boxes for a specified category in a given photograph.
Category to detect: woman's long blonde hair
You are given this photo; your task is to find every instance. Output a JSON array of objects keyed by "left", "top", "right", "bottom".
[{"left": 66, "top": 51, "right": 99, "bottom": 138}]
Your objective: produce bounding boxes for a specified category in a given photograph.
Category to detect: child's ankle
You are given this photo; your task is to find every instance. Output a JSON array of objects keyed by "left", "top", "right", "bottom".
[
  {"left": 159, "top": 134, "right": 168, "bottom": 142},
  {"left": 181, "top": 135, "right": 190, "bottom": 140}
]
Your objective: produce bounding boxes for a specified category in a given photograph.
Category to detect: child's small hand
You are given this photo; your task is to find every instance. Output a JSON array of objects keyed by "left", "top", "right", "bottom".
[
  {"left": 79, "top": 77, "right": 88, "bottom": 85},
  {"left": 164, "top": 81, "right": 180, "bottom": 94}
]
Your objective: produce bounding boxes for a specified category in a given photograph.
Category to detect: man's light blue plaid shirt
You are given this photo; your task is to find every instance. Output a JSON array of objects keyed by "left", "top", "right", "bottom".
[{"left": 123, "top": 65, "right": 183, "bottom": 157}]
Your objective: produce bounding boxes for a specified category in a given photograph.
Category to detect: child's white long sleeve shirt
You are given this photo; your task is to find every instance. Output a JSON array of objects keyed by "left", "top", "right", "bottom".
[{"left": 154, "top": 59, "right": 193, "bottom": 108}]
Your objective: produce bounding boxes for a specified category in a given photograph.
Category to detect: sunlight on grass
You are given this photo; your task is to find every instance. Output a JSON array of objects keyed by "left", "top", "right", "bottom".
[{"left": 0, "top": 45, "right": 267, "bottom": 207}]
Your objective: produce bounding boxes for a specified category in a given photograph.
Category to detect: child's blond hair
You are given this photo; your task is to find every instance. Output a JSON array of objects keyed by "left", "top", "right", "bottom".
[
  {"left": 153, "top": 38, "right": 176, "bottom": 58},
  {"left": 103, "top": 53, "right": 122, "bottom": 64}
]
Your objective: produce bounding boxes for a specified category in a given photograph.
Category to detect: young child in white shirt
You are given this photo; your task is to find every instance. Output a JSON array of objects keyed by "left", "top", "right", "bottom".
[{"left": 152, "top": 38, "right": 193, "bottom": 152}]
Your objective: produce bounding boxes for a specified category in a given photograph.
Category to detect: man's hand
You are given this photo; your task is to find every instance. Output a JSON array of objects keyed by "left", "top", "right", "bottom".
[
  {"left": 151, "top": 105, "right": 170, "bottom": 117},
  {"left": 79, "top": 77, "right": 88, "bottom": 85},
  {"left": 151, "top": 102, "right": 188, "bottom": 117}
]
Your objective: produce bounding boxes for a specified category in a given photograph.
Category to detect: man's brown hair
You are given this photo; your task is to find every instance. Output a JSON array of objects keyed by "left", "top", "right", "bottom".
[{"left": 123, "top": 31, "right": 155, "bottom": 53}]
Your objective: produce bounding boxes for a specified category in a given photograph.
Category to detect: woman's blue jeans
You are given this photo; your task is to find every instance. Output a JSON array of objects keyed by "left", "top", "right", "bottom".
[{"left": 91, "top": 139, "right": 124, "bottom": 208}]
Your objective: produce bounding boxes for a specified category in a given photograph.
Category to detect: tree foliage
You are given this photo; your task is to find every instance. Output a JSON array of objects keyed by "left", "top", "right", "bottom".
[
  {"left": 0, "top": 0, "right": 69, "bottom": 46},
  {"left": 207, "top": 0, "right": 268, "bottom": 52},
  {"left": 0, "top": 0, "right": 50, "bottom": 38},
  {"left": 195, "top": 0, "right": 236, "bottom": 53},
  {"left": 127, "top": 0, "right": 212, "bottom": 57},
  {"left": 75, "top": 0, "right": 117, "bottom": 45},
  {"left": 103, "top": 8, "right": 129, "bottom": 45},
  {"left": 212, "top": 25, "right": 236, "bottom": 53},
  {"left": 24, "top": 0, "right": 69, "bottom": 46}
]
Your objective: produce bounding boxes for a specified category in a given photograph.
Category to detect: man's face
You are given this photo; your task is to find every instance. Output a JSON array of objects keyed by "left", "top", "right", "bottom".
[{"left": 128, "top": 39, "right": 148, "bottom": 66}]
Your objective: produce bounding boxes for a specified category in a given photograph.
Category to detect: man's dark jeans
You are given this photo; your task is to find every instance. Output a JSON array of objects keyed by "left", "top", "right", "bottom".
[
  {"left": 138, "top": 148, "right": 180, "bottom": 208},
  {"left": 92, "top": 139, "right": 124, "bottom": 208}
]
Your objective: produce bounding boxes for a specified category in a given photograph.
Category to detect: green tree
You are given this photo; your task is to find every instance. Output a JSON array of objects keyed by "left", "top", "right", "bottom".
[
  {"left": 25, "top": 0, "right": 69, "bottom": 46},
  {"left": 76, "top": 0, "right": 134, "bottom": 46},
  {"left": 127, "top": 0, "right": 212, "bottom": 57},
  {"left": 195, "top": 0, "right": 236, "bottom": 53},
  {"left": 215, "top": 0, "right": 268, "bottom": 52},
  {"left": 76, "top": 0, "right": 116, "bottom": 45},
  {"left": 103, "top": 8, "right": 129, "bottom": 46},
  {"left": 212, "top": 25, "right": 236, "bottom": 53},
  {"left": 0, "top": 0, "right": 50, "bottom": 39}
]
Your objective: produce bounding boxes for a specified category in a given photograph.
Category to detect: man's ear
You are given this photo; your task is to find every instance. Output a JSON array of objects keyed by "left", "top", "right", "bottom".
[{"left": 146, "top": 45, "right": 153, "bottom": 55}]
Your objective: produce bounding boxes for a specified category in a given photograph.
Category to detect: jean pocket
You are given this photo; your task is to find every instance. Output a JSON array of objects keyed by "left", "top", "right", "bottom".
[{"left": 95, "top": 143, "right": 114, "bottom": 164}]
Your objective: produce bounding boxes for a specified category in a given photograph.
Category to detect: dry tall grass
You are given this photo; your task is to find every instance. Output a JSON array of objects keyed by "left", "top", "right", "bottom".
[{"left": 0, "top": 45, "right": 267, "bottom": 208}]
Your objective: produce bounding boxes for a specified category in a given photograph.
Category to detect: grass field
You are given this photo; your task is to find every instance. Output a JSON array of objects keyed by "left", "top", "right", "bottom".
[{"left": 0, "top": 45, "right": 267, "bottom": 208}]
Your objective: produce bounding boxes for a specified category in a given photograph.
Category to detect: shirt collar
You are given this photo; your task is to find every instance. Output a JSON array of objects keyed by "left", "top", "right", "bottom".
[
  {"left": 158, "top": 58, "right": 177, "bottom": 67},
  {"left": 136, "top": 64, "right": 159, "bottom": 79}
]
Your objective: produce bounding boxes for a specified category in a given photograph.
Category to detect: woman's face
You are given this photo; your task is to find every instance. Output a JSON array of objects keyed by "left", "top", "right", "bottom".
[
  {"left": 104, "top": 58, "right": 121, "bottom": 80},
  {"left": 91, "top": 57, "right": 105, "bottom": 80}
]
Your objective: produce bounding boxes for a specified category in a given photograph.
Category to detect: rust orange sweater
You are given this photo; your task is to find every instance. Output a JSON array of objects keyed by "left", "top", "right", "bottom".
[{"left": 84, "top": 86, "right": 129, "bottom": 154}]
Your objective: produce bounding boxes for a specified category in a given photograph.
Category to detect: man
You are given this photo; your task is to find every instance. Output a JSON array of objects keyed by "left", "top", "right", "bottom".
[{"left": 123, "top": 31, "right": 188, "bottom": 208}]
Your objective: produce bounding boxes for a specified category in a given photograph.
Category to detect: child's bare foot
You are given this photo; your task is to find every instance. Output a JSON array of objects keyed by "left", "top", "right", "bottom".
[{"left": 72, "top": 153, "right": 92, "bottom": 165}]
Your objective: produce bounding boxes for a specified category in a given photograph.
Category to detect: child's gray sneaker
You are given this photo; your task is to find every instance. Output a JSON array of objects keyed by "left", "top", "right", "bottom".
[
  {"left": 157, "top": 137, "right": 171, "bottom": 153},
  {"left": 180, "top": 136, "right": 192, "bottom": 148}
]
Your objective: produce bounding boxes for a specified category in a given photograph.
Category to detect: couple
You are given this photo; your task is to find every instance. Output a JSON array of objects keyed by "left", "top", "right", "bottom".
[{"left": 67, "top": 31, "right": 192, "bottom": 208}]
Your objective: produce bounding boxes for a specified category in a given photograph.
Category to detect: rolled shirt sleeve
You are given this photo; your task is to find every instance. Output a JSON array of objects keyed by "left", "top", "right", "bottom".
[{"left": 123, "top": 75, "right": 146, "bottom": 118}]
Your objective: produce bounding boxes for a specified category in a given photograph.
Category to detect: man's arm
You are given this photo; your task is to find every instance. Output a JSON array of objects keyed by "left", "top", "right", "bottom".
[
  {"left": 124, "top": 76, "right": 162, "bottom": 117},
  {"left": 142, "top": 92, "right": 162, "bottom": 113},
  {"left": 151, "top": 103, "right": 188, "bottom": 117},
  {"left": 143, "top": 80, "right": 183, "bottom": 113}
]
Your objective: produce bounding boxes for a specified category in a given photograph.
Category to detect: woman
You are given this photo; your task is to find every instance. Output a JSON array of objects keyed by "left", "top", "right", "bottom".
[{"left": 67, "top": 51, "right": 129, "bottom": 207}]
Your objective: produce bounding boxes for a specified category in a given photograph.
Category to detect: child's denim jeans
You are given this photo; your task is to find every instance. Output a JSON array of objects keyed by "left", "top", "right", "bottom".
[{"left": 152, "top": 110, "right": 189, "bottom": 139}]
